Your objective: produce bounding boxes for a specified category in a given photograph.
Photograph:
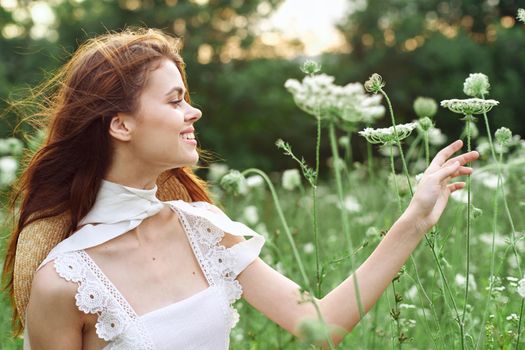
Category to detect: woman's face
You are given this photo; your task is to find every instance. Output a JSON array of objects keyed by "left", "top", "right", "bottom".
[{"left": 127, "top": 58, "right": 202, "bottom": 170}]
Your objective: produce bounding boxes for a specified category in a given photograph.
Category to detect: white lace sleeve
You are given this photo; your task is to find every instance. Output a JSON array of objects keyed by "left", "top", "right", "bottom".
[{"left": 53, "top": 252, "right": 154, "bottom": 349}]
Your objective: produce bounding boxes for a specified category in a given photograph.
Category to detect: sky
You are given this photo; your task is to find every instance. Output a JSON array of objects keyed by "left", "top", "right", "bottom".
[{"left": 260, "top": 0, "right": 350, "bottom": 56}]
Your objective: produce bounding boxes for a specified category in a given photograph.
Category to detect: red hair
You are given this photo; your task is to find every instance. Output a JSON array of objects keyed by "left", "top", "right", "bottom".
[{"left": 2, "top": 28, "right": 214, "bottom": 335}]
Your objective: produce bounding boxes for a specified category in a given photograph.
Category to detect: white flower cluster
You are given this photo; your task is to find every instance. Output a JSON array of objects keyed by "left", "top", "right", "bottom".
[
  {"left": 427, "top": 127, "right": 447, "bottom": 146},
  {"left": 440, "top": 98, "right": 499, "bottom": 116},
  {"left": 358, "top": 122, "right": 417, "bottom": 145},
  {"left": 0, "top": 156, "right": 18, "bottom": 187},
  {"left": 0, "top": 137, "right": 24, "bottom": 187},
  {"left": 284, "top": 74, "right": 385, "bottom": 126},
  {"left": 518, "top": 8, "right": 525, "bottom": 23},
  {"left": 282, "top": 168, "right": 301, "bottom": 191},
  {"left": 463, "top": 73, "right": 490, "bottom": 98}
]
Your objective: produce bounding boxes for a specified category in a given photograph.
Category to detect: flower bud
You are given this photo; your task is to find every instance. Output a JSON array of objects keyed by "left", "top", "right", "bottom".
[
  {"left": 338, "top": 135, "right": 350, "bottom": 147},
  {"left": 418, "top": 117, "right": 433, "bottom": 132},
  {"left": 413, "top": 97, "right": 437, "bottom": 118},
  {"left": 471, "top": 206, "right": 483, "bottom": 220},
  {"left": 300, "top": 60, "right": 321, "bottom": 75},
  {"left": 220, "top": 170, "right": 247, "bottom": 196},
  {"left": 495, "top": 127, "right": 512, "bottom": 147},
  {"left": 463, "top": 73, "right": 490, "bottom": 98},
  {"left": 364, "top": 73, "right": 385, "bottom": 94}
]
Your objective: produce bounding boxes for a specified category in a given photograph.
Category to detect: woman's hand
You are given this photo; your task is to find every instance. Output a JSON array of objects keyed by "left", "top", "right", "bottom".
[{"left": 405, "top": 139, "right": 479, "bottom": 233}]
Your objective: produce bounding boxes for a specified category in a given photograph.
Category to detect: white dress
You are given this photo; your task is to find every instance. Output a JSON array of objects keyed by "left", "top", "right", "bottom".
[{"left": 24, "top": 199, "right": 265, "bottom": 350}]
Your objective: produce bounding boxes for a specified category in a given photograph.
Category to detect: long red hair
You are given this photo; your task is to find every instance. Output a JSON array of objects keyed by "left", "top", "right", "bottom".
[{"left": 2, "top": 28, "right": 214, "bottom": 335}]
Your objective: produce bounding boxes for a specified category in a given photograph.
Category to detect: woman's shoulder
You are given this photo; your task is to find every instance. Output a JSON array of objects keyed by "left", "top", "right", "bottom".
[
  {"left": 30, "top": 258, "right": 78, "bottom": 306},
  {"left": 28, "top": 258, "right": 85, "bottom": 330}
]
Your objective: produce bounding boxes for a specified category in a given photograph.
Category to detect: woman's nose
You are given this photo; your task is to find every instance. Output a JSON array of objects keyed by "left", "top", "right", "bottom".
[{"left": 185, "top": 105, "right": 202, "bottom": 122}]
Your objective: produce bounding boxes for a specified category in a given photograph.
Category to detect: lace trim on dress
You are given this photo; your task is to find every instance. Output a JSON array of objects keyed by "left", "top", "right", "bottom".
[
  {"left": 54, "top": 252, "right": 154, "bottom": 349},
  {"left": 173, "top": 203, "right": 243, "bottom": 331}
]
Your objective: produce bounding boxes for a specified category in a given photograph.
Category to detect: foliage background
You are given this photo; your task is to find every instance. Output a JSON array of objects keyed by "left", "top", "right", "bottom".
[{"left": 0, "top": 0, "right": 524, "bottom": 173}]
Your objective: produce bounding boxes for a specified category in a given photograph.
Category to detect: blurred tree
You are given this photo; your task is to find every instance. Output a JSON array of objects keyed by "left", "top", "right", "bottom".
[
  {"left": 0, "top": 0, "right": 324, "bottom": 174},
  {"left": 332, "top": 0, "right": 525, "bottom": 138}
]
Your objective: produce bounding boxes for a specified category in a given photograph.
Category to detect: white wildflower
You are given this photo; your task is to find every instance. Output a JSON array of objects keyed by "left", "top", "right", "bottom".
[
  {"left": 451, "top": 189, "right": 469, "bottom": 204},
  {"left": 246, "top": 175, "right": 264, "bottom": 188},
  {"left": 285, "top": 74, "right": 385, "bottom": 125},
  {"left": 427, "top": 127, "right": 447, "bottom": 146},
  {"left": 463, "top": 73, "right": 490, "bottom": 98},
  {"left": 303, "top": 242, "right": 315, "bottom": 254},
  {"left": 517, "top": 8, "right": 525, "bottom": 23},
  {"left": 405, "top": 286, "right": 418, "bottom": 300},
  {"left": 506, "top": 313, "right": 519, "bottom": 322},
  {"left": 440, "top": 98, "right": 499, "bottom": 116},
  {"left": 474, "top": 171, "right": 501, "bottom": 189},
  {"left": 0, "top": 156, "right": 18, "bottom": 186},
  {"left": 378, "top": 144, "right": 399, "bottom": 157},
  {"left": 282, "top": 169, "right": 301, "bottom": 191},
  {"left": 342, "top": 195, "right": 361, "bottom": 213},
  {"left": 242, "top": 206, "right": 259, "bottom": 225},
  {"left": 455, "top": 273, "right": 477, "bottom": 291},
  {"left": 358, "top": 122, "right": 417, "bottom": 145},
  {"left": 399, "top": 303, "right": 416, "bottom": 309},
  {"left": 478, "top": 232, "right": 506, "bottom": 247},
  {"left": 255, "top": 223, "right": 269, "bottom": 240},
  {"left": 208, "top": 163, "right": 229, "bottom": 182},
  {"left": 518, "top": 275, "right": 525, "bottom": 298}
]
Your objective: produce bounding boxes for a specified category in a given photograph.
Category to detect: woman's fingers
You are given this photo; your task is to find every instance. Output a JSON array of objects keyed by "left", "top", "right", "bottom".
[
  {"left": 428, "top": 140, "right": 463, "bottom": 171},
  {"left": 443, "top": 151, "right": 480, "bottom": 168},
  {"left": 434, "top": 161, "right": 461, "bottom": 181},
  {"left": 450, "top": 166, "right": 473, "bottom": 178},
  {"left": 448, "top": 182, "right": 466, "bottom": 192}
]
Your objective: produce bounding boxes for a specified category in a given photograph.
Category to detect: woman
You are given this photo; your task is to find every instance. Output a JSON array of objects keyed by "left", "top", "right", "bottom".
[{"left": 2, "top": 28, "right": 478, "bottom": 349}]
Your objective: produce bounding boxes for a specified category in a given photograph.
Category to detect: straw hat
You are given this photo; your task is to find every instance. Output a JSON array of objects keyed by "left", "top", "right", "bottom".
[{"left": 13, "top": 171, "right": 193, "bottom": 324}]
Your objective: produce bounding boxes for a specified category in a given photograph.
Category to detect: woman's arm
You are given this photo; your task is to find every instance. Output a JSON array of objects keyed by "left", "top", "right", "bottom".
[
  {"left": 26, "top": 261, "right": 84, "bottom": 350},
  {"left": 236, "top": 140, "right": 479, "bottom": 347}
]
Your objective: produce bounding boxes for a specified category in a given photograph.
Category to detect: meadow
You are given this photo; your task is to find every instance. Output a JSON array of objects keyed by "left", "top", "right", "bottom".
[{"left": 1, "top": 10, "right": 525, "bottom": 349}]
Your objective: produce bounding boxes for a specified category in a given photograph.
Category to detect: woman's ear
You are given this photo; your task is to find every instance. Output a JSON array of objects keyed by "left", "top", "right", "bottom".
[{"left": 109, "top": 113, "right": 135, "bottom": 142}]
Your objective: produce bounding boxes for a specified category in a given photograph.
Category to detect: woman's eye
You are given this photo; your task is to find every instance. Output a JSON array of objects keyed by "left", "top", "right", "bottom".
[{"left": 169, "top": 100, "right": 182, "bottom": 106}]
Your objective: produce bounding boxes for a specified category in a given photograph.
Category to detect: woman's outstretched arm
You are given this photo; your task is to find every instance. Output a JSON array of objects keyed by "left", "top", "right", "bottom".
[{"left": 236, "top": 140, "right": 479, "bottom": 347}]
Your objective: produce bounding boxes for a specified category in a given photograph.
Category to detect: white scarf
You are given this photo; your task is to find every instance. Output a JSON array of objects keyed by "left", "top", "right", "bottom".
[{"left": 38, "top": 179, "right": 265, "bottom": 272}]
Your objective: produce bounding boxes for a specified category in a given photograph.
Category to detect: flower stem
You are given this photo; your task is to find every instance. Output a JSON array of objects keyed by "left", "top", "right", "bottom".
[
  {"left": 380, "top": 87, "right": 462, "bottom": 347},
  {"left": 390, "top": 145, "right": 403, "bottom": 212},
  {"left": 366, "top": 141, "right": 374, "bottom": 181},
  {"left": 391, "top": 280, "right": 403, "bottom": 350},
  {"left": 389, "top": 145, "right": 404, "bottom": 348},
  {"left": 345, "top": 131, "right": 353, "bottom": 165},
  {"left": 424, "top": 130, "right": 430, "bottom": 167},
  {"left": 313, "top": 113, "right": 322, "bottom": 297},
  {"left": 474, "top": 172, "right": 500, "bottom": 350},
  {"left": 328, "top": 122, "right": 365, "bottom": 318},
  {"left": 379, "top": 89, "right": 413, "bottom": 196},
  {"left": 516, "top": 299, "right": 524, "bottom": 350},
  {"left": 461, "top": 115, "right": 473, "bottom": 348},
  {"left": 241, "top": 168, "right": 335, "bottom": 349}
]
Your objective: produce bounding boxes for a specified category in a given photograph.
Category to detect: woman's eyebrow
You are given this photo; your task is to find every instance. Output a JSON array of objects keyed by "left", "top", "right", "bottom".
[{"left": 165, "top": 86, "right": 186, "bottom": 97}]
